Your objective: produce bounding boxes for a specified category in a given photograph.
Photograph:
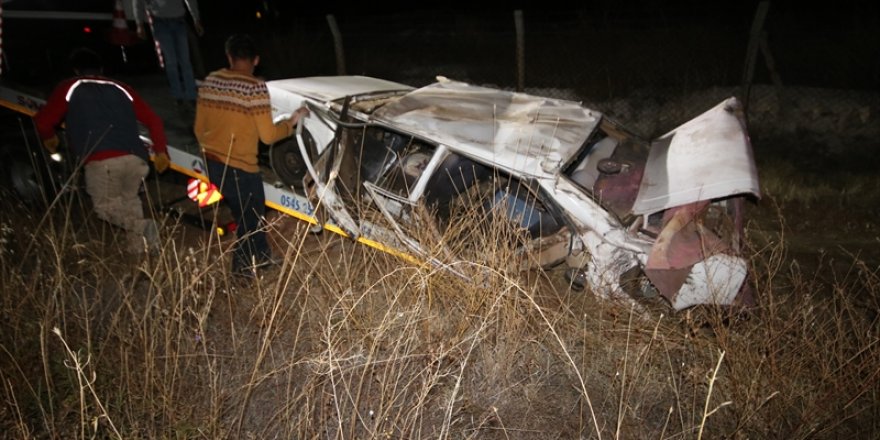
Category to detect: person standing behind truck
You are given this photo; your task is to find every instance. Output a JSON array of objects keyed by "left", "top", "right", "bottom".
[
  {"left": 33, "top": 47, "right": 171, "bottom": 254},
  {"left": 132, "top": 0, "right": 203, "bottom": 118},
  {"left": 195, "top": 34, "right": 309, "bottom": 278}
]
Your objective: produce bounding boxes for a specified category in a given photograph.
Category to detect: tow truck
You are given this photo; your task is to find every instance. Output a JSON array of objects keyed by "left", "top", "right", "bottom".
[
  {"left": 0, "top": 4, "right": 406, "bottom": 255},
  {"left": 0, "top": 71, "right": 413, "bottom": 251}
]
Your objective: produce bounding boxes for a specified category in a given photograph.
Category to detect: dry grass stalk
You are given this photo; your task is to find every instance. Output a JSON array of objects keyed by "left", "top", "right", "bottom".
[{"left": 0, "top": 178, "right": 877, "bottom": 439}]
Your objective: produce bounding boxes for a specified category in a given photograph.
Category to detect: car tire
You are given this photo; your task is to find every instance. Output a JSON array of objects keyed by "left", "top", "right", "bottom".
[
  {"left": 0, "top": 148, "right": 57, "bottom": 206},
  {"left": 564, "top": 267, "right": 587, "bottom": 291},
  {"left": 269, "top": 128, "right": 317, "bottom": 190}
]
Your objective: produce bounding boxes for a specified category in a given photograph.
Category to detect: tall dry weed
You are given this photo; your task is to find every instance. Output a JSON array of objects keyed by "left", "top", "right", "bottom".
[{"left": 0, "top": 184, "right": 877, "bottom": 439}]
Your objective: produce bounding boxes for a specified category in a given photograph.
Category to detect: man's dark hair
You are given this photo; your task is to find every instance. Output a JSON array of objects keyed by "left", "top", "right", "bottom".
[
  {"left": 225, "top": 34, "right": 259, "bottom": 61},
  {"left": 69, "top": 47, "right": 103, "bottom": 75}
]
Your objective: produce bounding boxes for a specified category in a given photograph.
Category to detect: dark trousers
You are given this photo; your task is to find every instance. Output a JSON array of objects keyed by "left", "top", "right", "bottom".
[
  {"left": 152, "top": 16, "right": 197, "bottom": 101},
  {"left": 207, "top": 160, "right": 271, "bottom": 273}
]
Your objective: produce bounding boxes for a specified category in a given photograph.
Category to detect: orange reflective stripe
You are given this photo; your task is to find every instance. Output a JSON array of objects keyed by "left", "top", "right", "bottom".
[{"left": 196, "top": 187, "right": 223, "bottom": 207}]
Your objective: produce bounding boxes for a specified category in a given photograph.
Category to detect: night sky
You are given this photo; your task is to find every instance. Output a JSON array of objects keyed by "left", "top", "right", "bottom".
[
  {"left": 4, "top": 1, "right": 878, "bottom": 36},
  {"left": 3, "top": 0, "right": 878, "bottom": 90},
  {"left": 4, "top": 0, "right": 875, "bottom": 24}
]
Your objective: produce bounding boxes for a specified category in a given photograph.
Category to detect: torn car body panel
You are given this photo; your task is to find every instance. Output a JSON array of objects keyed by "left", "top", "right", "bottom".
[
  {"left": 265, "top": 76, "right": 760, "bottom": 311},
  {"left": 643, "top": 199, "right": 754, "bottom": 309},
  {"left": 633, "top": 98, "right": 760, "bottom": 216}
]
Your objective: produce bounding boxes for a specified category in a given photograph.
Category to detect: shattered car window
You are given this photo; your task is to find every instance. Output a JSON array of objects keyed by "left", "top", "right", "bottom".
[
  {"left": 564, "top": 119, "right": 650, "bottom": 224},
  {"left": 427, "top": 158, "right": 564, "bottom": 242}
]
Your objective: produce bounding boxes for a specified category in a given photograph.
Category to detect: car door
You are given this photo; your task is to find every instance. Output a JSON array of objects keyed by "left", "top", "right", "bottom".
[
  {"left": 368, "top": 144, "right": 571, "bottom": 273},
  {"left": 359, "top": 141, "right": 470, "bottom": 277},
  {"left": 298, "top": 100, "right": 361, "bottom": 238},
  {"left": 299, "top": 101, "right": 459, "bottom": 275}
]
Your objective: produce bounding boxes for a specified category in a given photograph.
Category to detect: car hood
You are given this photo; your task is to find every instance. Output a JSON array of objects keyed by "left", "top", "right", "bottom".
[
  {"left": 372, "top": 78, "right": 601, "bottom": 176},
  {"left": 632, "top": 97, "right": 760, "bottom": 215},
  {"left": 266, "top": 76, "right": 412, "bottom": 103}
]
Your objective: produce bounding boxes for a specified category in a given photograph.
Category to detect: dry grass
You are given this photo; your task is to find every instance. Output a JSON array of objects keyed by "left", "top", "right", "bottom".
[
  {"left": 0, "top": 183, "right": 878, "bottom": 439},
  {"left": 757, "top": 158, "right": 880, "bottom": 208}
]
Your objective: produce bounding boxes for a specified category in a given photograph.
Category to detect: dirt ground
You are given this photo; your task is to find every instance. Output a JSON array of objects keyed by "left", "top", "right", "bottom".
[{"left": 748, "top": 132, "right": 880, "bottom": 284}]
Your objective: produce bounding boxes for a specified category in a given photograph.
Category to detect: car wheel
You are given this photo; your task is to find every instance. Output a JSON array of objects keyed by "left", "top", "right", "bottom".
[
  {"left": 0, "top": 148, "right": 56, "bottom": 206},
  {"left": 270, "top": 128, "right": 317, "bottom": 190},
  {"left": 620, "top": 266, "right": 658, "bottom": 299},
  {"left": 564, "top": 267, "right": 587, "bottom": 291}
]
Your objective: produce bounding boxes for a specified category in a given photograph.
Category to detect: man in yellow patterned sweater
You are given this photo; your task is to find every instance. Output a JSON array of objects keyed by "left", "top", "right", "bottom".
[{"left": 194, "top": 33, "right": 309, "bottom": 277}]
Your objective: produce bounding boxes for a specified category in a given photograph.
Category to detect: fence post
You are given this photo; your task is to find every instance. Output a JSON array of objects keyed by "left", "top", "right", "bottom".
[
  {"left": 326, "top": 14, "right": 346, "bottom": 75},
  {"left": 760, "top": 31, "right": 783, "bottom": 88},
  {"left": 514, "top": 10, "right": 525, "bottom": 92},
  {"left": 741, "top": 1, "right": 770, "bottom": 115}
]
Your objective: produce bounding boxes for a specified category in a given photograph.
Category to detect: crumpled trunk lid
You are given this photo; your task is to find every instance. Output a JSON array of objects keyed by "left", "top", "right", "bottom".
[{"left": 632, "top": 97, "right": 760, "bottom": 216}]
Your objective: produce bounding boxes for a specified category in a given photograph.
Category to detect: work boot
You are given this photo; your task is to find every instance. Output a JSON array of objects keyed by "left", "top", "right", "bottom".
[
  {"left": 145, "top": 220, "right": 161, "bottom": 251},
  {"left": 126, "top": 220, "right": 161, "bottom": 256},
  {"left": 232, "top": 254, "right": 281, "bottom": 282},
  {"left": 253, "top": 254, "right": 283, "bottom": 270}
]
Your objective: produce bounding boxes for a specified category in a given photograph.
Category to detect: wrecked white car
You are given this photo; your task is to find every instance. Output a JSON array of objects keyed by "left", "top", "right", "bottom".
[{"left": 265, "top": 76, "right": 760, "bottom": 310}]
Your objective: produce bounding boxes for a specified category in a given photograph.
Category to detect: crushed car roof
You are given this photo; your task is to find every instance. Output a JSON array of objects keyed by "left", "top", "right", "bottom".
[{"left": 372, "top": 79, "right": 602, "bottom": 177}]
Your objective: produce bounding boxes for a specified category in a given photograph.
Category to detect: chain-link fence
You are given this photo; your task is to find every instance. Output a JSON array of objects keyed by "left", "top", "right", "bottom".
[{"left": 198, "top": 6, "right": 879, "bottom": 147}]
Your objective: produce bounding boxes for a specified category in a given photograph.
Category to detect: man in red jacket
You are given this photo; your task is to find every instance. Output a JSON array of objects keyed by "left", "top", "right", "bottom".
[{"left": 34, "top": 47, "right": 171, "bottom": 254}]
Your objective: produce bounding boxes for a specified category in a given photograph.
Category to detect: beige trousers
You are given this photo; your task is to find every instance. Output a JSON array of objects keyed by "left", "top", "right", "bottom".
[{"left": 84, "top": 155, "right": 156, "bottom": 253}]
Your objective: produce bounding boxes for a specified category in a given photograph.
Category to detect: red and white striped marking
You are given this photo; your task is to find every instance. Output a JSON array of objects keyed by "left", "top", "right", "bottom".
[
  {"left": 187, "top": 178, "right": 202, "bottom": 201},
  {"left": 146, "top": 12, "right": 164, "bottom": 68}
]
